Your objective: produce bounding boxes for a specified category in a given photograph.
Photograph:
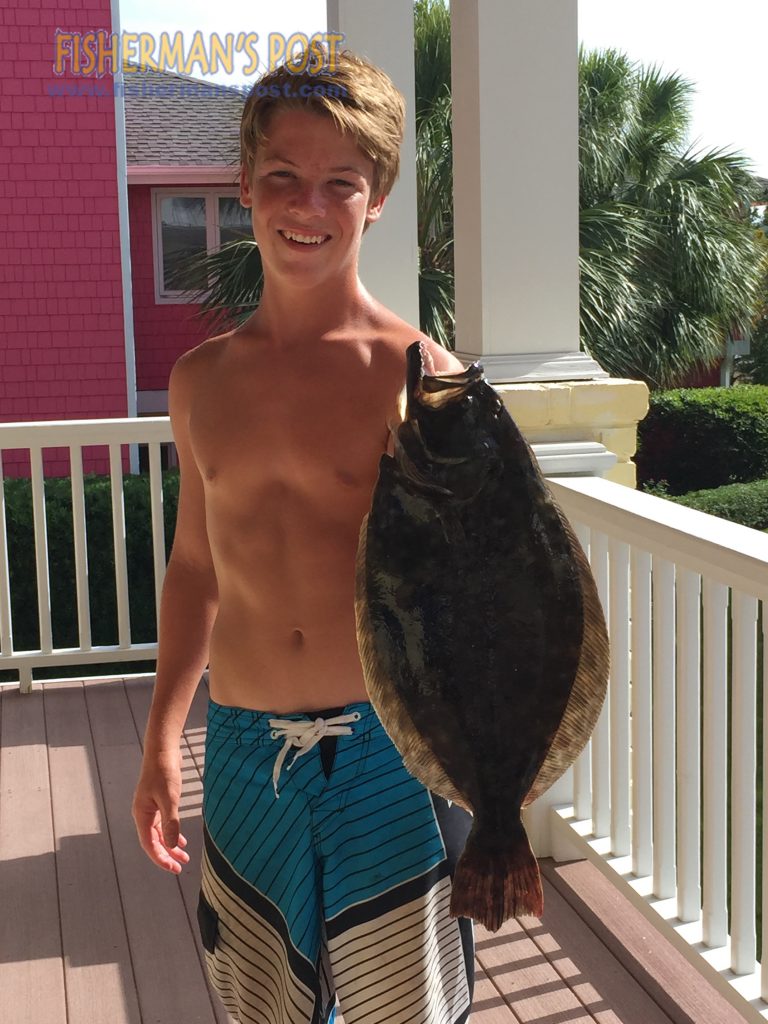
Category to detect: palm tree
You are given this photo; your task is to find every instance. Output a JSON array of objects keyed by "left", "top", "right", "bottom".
[{"left": 579, "top": 49, "right": 765, "bottom": 388}]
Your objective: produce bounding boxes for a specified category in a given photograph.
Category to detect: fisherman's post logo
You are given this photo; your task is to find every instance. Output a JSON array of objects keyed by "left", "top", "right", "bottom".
[
  {"left": 53, "top": 30, "right": 346, "bottom": 79},
  {"left": 49, "top": 30, "right": 348, "bottom": 100}
]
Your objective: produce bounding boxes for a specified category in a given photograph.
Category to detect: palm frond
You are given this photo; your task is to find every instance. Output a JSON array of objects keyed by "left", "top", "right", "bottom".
[
  {"left": 164, "top": 240, "right": 263, "bottom": 332},
  {"left": 413, "top": 0, "right": 452, "bottom": 126}
]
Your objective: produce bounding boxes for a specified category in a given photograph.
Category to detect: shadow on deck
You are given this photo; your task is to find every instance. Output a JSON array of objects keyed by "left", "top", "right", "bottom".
[{"left": 0, "top": 677, "right": 745, "bottom": 1024}]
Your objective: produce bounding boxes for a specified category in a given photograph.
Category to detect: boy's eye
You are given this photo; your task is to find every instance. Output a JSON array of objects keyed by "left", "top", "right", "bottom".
[{"left": 332, "top": 179, "right": 355, "bottom": 188}]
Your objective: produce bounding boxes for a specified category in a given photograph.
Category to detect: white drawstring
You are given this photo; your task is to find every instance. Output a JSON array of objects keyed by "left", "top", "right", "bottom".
[{"left": 268, "top": 713, "right": 360, "bottom": 797}]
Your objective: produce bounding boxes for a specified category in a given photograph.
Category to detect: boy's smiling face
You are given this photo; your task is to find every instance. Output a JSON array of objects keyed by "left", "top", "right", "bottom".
[{"left": 240, "top": 108, "right": 386, "bottom": 289}]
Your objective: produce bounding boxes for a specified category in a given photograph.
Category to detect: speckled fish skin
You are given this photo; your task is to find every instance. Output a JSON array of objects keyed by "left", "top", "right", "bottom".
[{"left": 354, "top": 341, "right": 609, "bottom": 931}]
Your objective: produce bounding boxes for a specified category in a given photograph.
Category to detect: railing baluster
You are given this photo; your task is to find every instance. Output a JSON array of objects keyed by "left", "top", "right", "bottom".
[
  {"left": 609, "top": 538, "right": 630, "bottom": 857},
  {"left": 731, "top": 589, "right": 758, "bottom": 974},
  {"left": 590, "top": 529, "right": 610, "bottom": 838},
  {"left": 631, "top": 548, "right": 652, "bottom": 878},
  {"left": 702, "top": 578, "right": 728, "bottom": 948},
  {"left": 676, "top": 567, "right": 701, "bottom": 922},
  {"left": 30, "top": 445, "right": 53, "bottom": 655},
  {"left": 69, "top": 444, "right": 92, "bottom": 651},
  {"left": 109, "top": 443, "right": 131, "bottom": 649},
  {"left": 0, "top": 453, "right": 13, "bottom": 658},
  {"left": 652, "top": 556, "right": 676, "bottom": 899},
  {"left": 148, "top": 442, "right": 167, "bottom": 635},
  {"left": 573, "top": 522, "right": 591, "bottom": 820}
]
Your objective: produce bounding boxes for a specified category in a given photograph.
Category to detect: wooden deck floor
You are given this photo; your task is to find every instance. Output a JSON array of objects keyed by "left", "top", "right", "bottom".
[{"left": 0, "top": 676, "right": 748, "bottom": 1024}]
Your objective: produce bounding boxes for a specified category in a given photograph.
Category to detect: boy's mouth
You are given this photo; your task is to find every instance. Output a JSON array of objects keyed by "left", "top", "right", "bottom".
[{"left": 278, "top": 229, "right": 331, "bottom": 248}]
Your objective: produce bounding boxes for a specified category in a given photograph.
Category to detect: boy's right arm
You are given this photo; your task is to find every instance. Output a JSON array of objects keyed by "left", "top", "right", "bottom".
[{"left": 132, "top": 350, "right": 219, "bottom": 873}]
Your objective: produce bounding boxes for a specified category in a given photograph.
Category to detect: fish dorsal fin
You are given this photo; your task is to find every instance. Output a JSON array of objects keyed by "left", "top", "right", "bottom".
[{"left": 523, "top": 504, "right": 609, "bottom": 806}]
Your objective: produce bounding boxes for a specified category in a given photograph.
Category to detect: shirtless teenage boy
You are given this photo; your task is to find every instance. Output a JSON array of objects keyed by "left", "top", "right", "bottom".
[{"left": 132, "top": 51, "right": 474, "bottom": 1024}]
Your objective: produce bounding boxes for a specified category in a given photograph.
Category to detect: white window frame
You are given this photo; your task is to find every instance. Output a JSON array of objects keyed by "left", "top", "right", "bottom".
[{"left": 151, "top": 187, "right": 248, "bottom": 304}]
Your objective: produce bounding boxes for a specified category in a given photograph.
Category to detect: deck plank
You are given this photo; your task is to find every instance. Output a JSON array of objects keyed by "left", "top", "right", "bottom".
[
  {"left": 0, "top": 685, "right": 67, "bottom": 1024},
  {"left": 542, "top": 859, "right": 748, "bottom": 1024},
  {"left": 44, "top": 679, "right": 142, "bottom": 1024},
  {"left": 125, "top": 675, "right": 231, "bottom": 1024},
  {"left": 522, "top": 873, "right": 674, "bottom": 1024},
  {"left": 84, "top": 677, "right": 220, "bottom": 1024},
  {"left": 475, "top": 912, "right": 596, "bottom": 1023},
  {"left": 470, "top": 959, "right": 524, "bottom": 1024}
]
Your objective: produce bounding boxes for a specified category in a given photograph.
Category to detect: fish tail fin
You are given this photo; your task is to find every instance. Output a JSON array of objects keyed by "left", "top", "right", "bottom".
[{"left": 449, "top": 822, "right": 543, "bottom": 931}]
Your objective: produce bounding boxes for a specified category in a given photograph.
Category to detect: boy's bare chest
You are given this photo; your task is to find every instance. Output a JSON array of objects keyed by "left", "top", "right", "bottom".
[{"left": 188, "top": 350, "right": 400, "bottom": 500}]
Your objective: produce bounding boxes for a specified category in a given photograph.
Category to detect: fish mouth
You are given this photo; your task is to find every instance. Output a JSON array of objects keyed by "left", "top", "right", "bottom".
[{"left": 406, "top": 341, "right": 483, "bottom": 418}]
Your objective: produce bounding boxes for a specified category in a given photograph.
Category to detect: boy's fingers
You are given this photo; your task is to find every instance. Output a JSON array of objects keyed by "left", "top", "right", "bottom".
[
  {"left": 419, "top": 340, "right": 437, "bottom": 375},
  {"left": 134, "top": 805, "right": 188, "bottom": 871},
  {"left": 150, "top": 821, "right": 187, "bottom": 872},
  {"left": 169, "top": 843, "right": 191, "bottom": 865},
  {"left": 135, "top": 809, "right": 172, "bottom": 867},
  {"left": 162, "top": 818, "right": 180, "bottom": 849}
]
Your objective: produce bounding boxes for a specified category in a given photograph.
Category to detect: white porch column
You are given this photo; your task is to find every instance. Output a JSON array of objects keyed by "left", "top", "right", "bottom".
[
  {"left": 451, "top": 0, "right": 606, "bottom": 382},
  {"left": 325, "top": 0, "right": 420, "bottom": 326}
]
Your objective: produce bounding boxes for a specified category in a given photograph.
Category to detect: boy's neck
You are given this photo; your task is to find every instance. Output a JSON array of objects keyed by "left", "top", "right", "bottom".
[{"left": 252, "top": 273, "right": 379, "bottom": 348}]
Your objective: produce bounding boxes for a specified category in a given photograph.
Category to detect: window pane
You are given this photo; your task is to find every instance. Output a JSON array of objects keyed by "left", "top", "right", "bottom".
[
  {"left": 160, "top": 196, "right": 207, "bottom": 291},
  {"left": 218, "top": 197, "right": 253, "bottom": 246}
]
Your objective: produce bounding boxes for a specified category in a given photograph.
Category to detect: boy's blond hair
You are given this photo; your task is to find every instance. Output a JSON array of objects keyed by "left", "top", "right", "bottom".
[{"left": 239, "top": 49, "right": 405, "bottom": 202}]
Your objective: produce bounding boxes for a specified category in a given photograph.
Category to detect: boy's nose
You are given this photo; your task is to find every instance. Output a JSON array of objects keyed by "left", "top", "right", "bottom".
[{"left": 288, "top": 184, "right": 326, "bottom": 217}]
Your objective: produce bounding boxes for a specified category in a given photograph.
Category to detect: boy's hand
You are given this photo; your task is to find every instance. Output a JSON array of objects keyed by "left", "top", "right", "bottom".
[
  {"left": 132, "top": 748, "right": 190, "bottom": 873},
  {"left": 419, "top": 339, "right": 437, "bottom": 376}
]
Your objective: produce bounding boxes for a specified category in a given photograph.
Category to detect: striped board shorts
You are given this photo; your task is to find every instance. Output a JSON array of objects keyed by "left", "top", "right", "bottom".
[{"left": 197, "top": 698, "right": 475, "bottom": 1024}]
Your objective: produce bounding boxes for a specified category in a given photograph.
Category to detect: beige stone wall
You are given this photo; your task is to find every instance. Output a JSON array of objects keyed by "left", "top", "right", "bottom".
[{"left": 496, "top": 378, "right": 650, "bottom": 487}]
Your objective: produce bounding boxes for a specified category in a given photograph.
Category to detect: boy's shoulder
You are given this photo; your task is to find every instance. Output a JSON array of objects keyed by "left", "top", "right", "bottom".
[
  {"left": 374, "top": 306, "right": 464, "bottom": 374},
  {"left": 170, "top": 329, "right": 234, "bottom": 382}
]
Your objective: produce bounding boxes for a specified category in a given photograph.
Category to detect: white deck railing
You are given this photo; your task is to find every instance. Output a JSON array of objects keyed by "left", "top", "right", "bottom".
[
  {"left": 3, "top": 418, "right": 768, "bottom": 1017},
  {"left": 0, "top": 418, "right": 174, "bottom": 691},
  {"left": 548, "top": 475, "right": 768, "bottom": 1023}
]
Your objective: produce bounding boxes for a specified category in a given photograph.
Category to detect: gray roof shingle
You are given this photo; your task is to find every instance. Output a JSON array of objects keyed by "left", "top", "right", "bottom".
[{"left": 124, "top": 63, "right": 246, "bottom": 167}]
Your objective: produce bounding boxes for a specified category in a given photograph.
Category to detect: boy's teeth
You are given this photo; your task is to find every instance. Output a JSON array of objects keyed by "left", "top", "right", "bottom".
[{"left": 283, "top": 230, "right": 326, "bottom": 244}]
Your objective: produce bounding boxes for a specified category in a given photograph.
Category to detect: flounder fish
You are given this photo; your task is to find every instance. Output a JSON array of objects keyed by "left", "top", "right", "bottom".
[{"left": 354, "top": 341, "right": 609, "bottom": 931}]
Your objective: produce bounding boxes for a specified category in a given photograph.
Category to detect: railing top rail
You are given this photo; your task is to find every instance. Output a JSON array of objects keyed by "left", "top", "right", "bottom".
[
  {"left": 550, "top": 475, "right": 768, "bottom": 600},
  {"left": 0, "top": 417, "right": 172, "bottom": 448}
]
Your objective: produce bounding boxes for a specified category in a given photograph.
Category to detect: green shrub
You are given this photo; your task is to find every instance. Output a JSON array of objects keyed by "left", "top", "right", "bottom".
[
  {"left": 4, "top": 470, "right": 179, "bottom": 656},
  {"left": 636, "top": 385, "right": 768, "bottom": 495},
  {"left": 668, "top": 478, "right": 768, "bottom": 531}
]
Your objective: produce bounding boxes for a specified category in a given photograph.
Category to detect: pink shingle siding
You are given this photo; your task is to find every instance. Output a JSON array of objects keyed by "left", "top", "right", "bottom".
[
  {"left": 0, "top": 0, "right": 127, "bottom": 477},
  {"left": 129, "top": 184, "right": 213, "bottom": 394}
]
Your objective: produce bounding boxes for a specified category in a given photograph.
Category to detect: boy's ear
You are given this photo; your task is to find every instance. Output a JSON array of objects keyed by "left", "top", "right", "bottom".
[
  {"left": 240, "top": 165, "right": 253, "bottom": 208},
  {"left": 365, "top": 192, "right": 387, "bottom": 225}
]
